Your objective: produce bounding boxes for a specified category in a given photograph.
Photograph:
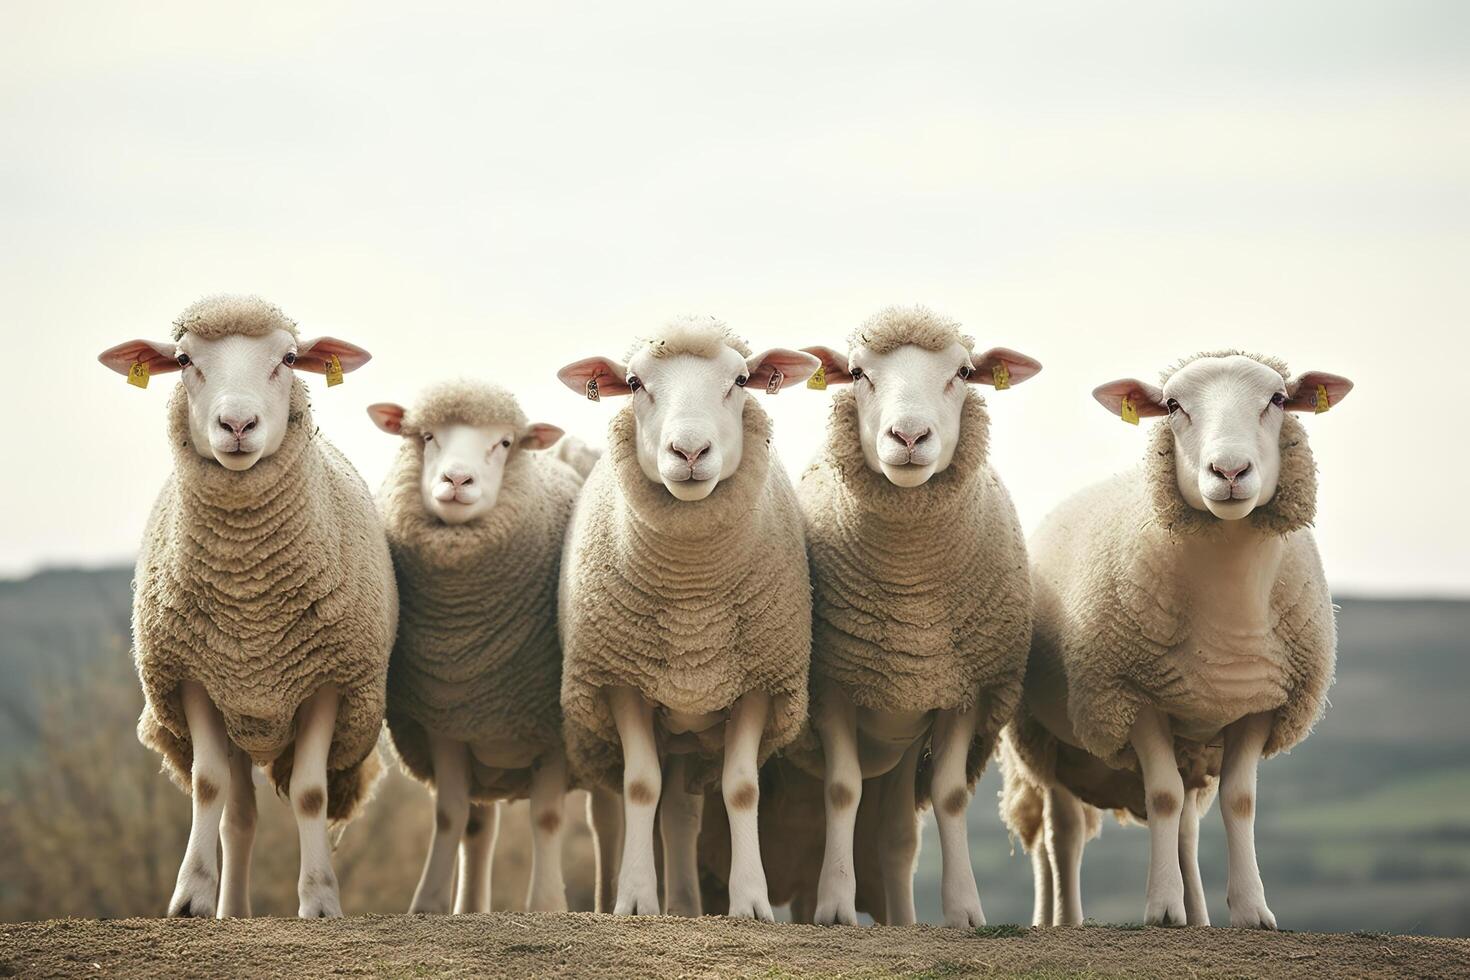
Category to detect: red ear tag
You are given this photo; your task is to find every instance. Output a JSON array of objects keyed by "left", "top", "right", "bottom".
[{"left": 765, "top": 369, "right": 784, "bottom": 395}]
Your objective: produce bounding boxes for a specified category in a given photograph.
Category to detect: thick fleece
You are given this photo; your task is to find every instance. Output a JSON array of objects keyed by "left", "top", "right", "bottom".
[
  {"left": 1005, "top": 352, "right": 1335, "bottom": 814},
  {"left": 795, "top": 385, "right": 1032, "bottom": 799},
  {"left": 380, "top": 381, "right": 584, "bottom": 801},
  {"left": 559, "top": 397, "right": 811, "bottom": 791},
  {"left": 135, "top": 378, "right": 396, "bottom": 824}
]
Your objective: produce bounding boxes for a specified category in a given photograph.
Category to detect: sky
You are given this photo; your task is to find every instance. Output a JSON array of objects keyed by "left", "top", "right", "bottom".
[{"left": 1, "top": 0, "right": 1466, "bottom": 594}]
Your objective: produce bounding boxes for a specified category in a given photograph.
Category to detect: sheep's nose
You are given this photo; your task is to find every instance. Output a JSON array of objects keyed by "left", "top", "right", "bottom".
[
  {"left": 1211, "top": 460, "right": 1252, "bottom": 483},
  {"left": 218, "top": 414, "right": 258, "bottom": 438},
  {"left": 442, "top": 468, "right": 475, "bottom": 488},
  {"left": 888, "top": 426, "right": 930, "bottom": 450},
  {"left": 670, "top": 441, "right": 711, "bottom": 465}
]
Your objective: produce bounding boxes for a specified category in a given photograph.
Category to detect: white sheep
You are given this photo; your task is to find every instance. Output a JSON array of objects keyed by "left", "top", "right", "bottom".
[
  {"left": 999, "top": 351, "right": 1353, "bottom": 928},
  {"left": 555, "top": 316, "right": 819, "bottom": 920},
  {"left": 795, "top": 305, "right": 1041, "bottom": 927},
  {"left": 97, "top": 295, "right": 397, "bottom": 919},
  {"left": 367, "top": 379, "right": 608, "bottom": 914}
]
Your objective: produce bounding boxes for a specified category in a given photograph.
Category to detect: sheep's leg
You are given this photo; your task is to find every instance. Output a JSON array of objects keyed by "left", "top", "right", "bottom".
[
  {"left": 1030, "top": 836, "right": 1054, "bottom": 927},
  {"left": 1221, "top": 712, "right": 1276, "bottom": 929},
  {"left": 167, "top": 680, "right": 229, "bottom": 918},
  {"left": 723, "top": 689, "right": 773, "bottom": 921},
  {"left": 292, "top": 684, "right": 343, "bottom": 918},
  {"left": 217, "top": 741, "right": 257, "bottom": 918},
  {"left": 1044, "top": 784, "right": 1087, "bottom": 926},
  {"left": 878, "top": 740, "right": 923, "bottom": 926},
  {"left": 454, "top": 802, "right": 499, "bottom": 914},
  {"left": 1130, "top": 706, "right": 1186, "bottom": 926},
  {"left": 1179, "top": 787, "right": 1209, "bottom": 926},
  {"left": 587, "top": 786, "right": 623, "bottom": 913},
  {"left": 527, "top": 752, "right": 570, "bottom": 912},
  {"left": 659, "top": 754, "right": 704, "bottom": 916},
  {"left": 609, "top": 686, "right": 661, "bottom": 915},
  {"left": 409, "top": 734, "right": 470, "bottom": 914},
  {"left": 931, "top": 705, "right": 985, "bottom": 927},
  {"left": 814, "top": 689, "right": 862, "bottom": 925}
]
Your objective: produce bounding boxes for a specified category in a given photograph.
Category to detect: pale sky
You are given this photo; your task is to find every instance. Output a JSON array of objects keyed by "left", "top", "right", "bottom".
[{"left": 2, "top": 1, "right": 1466, "bottom": 594}]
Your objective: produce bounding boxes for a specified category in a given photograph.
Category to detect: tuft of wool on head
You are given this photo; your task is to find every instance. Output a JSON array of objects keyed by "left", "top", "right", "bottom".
[
  {"left": 171, "top": 294, "right": 299, "bottom": 341},
  {"left": 849, "top": 305, "right": 975, "bottom": 355},
  {"left": 624, "top": 315, "right": 753, "bottom": 361},
  {"left": 400, "top": 379, "right": 528, "bottom": 436}
]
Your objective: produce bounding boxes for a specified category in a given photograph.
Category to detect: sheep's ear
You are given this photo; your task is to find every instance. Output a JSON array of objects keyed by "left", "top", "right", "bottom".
[
  {"left": 296, "top": 337, "right": 372, "bottom": 375},
  {"left": 969, "top": 347, "right": 1042, "bottom": 388},
  {"left": 366, "top": 403, "right": 406, "bottom": 435},
  {"left": 747, "top": 348, "right": 820, "bottom": 393},
  {"left": 1093, "top": 378, "right": 1168, "bottom": 420},
  {"left": 557, "top": 356, "right": 632, "bottom": 398},
  {"left": 1285, "top": 371, "right": 1353, "bottom": 414},
  {"left": 800, "top": 346, "right": 855, "bottom": 386},
  {"left": 520, "top": 422, "right": 564, "bottom": 450},
  {"left": 98, "top": 339, "right": 181, "bottom": 378}
]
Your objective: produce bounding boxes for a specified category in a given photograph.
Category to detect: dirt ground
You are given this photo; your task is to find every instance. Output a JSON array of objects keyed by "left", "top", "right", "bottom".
[{"left": 2, "top": 914, "right": 1467, "bottom": 979}]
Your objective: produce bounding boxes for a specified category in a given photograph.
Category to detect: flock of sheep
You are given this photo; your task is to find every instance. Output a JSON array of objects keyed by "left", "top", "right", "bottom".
[{"left": 97, "top": 295, "right": 1353, "bottom": 931}]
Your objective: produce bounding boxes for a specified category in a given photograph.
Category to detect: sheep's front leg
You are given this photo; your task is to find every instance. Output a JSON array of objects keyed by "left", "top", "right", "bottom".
[
  {"left": 660, "top": 754, "right": 704, "bottom": 916},
  {"left": 454, "top": 802, "right": 499, "bottom": 914},
  {"left": 1030, "top": 835, "right": 1054, "bottom": 927},
  {"left": 292, "top": 685, "right": 343, "bottom": 918},
  {"left": 409, "top": 733, "right": 470, "bottom": 914},
  {"left": 167, "top": 681, "right": 229, "bottom": 918},
  {"left": 1179, "top": 787, "right": 1210, "bottom": 926},
  {"left": 931, "top": 705, "right": 985, "bottom": 927},
  {"left": 723, "top": 690, "right": 772, "bottom": 921},
  {"left": 587, "top": 786, "right": 623, "bottom": 913},
  {"left": 526, "top": 752, "right": 570, "bottom": 912},
  {"left": 1221, "top": 712, "right": 1276, "bottom": 929},
  {"left": 814, "top": 689, "right": 862, "bottom": 925},
  {"left": 878, "top": 740, "right": 923, "bottom": 926},
  {"left": 1130, "top": 706, "right": 1186, "bottom": 926},
  {"left": 217, "top": 741, "right": 257, "bottom": 918},
  {"left": 609, "top": 686, "right": 661, "bottom": 915},
  {"left": 1044, "top": 784, "right": 1087, "bottom": 926}
]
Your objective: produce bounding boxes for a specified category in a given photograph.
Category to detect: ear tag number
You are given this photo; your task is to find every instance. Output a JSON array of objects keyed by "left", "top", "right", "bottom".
[
  {"left": 1120, "top": 394, "right": 1140, "bottom": 425},
  {"left": 127, "top": 361, "right": 150, "bottom": 389},
  {"left": 806, "top": 364, "right": 827, "bottom": 390},
  {"left": 991, "top": 362, "right": 1011, "bottom": 390},
  {"left": 1314, "top": 384, "right": 1330, "bottom": 414},
  {"left": 765, "top": 369, "right": 784, "bottom": 395},
  {"left": 585, "top": 377, "right": 600, "bottom": 402},
  {"left": 325, "top": 354, "right": 344, "bottom": 387}
]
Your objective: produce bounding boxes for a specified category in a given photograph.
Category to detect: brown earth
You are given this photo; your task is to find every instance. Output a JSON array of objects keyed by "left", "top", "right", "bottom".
[{"left": 3, "top": 915, "right": 1468, "bottom": 980}]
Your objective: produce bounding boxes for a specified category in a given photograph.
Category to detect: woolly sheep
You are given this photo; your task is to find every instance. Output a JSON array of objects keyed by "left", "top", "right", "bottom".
[
  {"left": 367, "top": 379, "right": 606, "bottom": 914},
  {"left": 97, "top": 295, "right": 396, "bottom": 919},
  {"left": 555, "top": 317, "right": 819, "bottom": 920},
  {"left": 794, "top": 306, "right": 1041, "bottom": 927},
  {"left": 999, "top": 351, "right": 1353, "bottom": 929}
]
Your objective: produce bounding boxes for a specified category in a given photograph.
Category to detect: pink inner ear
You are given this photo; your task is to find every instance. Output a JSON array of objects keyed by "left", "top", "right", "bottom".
[
  {"left": 97, "top": 339, "right": 181, "bottom": 377},
  {"left": 747, "top": 348, "right": 820, "bottom": 390},
  {"left": 297, "top": 336, "right": 372, "bottom": 374},
  {"left": 556, "top": 357, "right": 633, "bottom": 397},
  {"left": 971, "top": 347, "right": 1043, "bottom": 386},
  {"left": 1092, "top": 378, "right": 1168, "bottom": 417},
  {"left": 800, "top": 346, "right": 854, "bottom": 384},
  {"left": 366, "top": 403, "right": 405, "bottom": 434},
  {"left": 1287, "top": 371, "right": 1354, "bottom": 412},
  {"left": 521, "top": 423, "right": 564, "bottom": 449}
]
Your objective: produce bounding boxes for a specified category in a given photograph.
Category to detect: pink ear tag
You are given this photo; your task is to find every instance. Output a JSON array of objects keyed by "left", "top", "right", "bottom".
[
  {"left": 586, "top": 376, "right": 600, "bottom": 402},
  {"left": 765, "top": 369, "right": 784, "bottom": 395}
]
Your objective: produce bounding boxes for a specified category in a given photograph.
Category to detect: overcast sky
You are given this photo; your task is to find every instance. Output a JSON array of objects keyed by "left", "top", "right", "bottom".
[{"left": 2, "top": 0, "right": 1466, "bottom": 594}]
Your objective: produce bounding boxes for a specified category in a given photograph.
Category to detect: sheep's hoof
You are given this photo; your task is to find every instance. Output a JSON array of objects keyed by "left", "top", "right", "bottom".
[
  {"left": 1228, "top": 893, "right": 1277, "bottom": 930},
  {"left": 943, "top": 902, "right": 986, "bottom": 928},
  {"left": 813, "top": 889, "right": 858, "bottom": 926},
  {"left": 299, "top": 872, "right": 343, "bottom": 919},
  {"left": 613, "top": 879, "right": 660, "bottom": 915},
  {"left": 167, "top": 868, "right": 219, "bottom": 919},
  {"left": 727, "top": 890, "right": 774, "bottom": 923}
]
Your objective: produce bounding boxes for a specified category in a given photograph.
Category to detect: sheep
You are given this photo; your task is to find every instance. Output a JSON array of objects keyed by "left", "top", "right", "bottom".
[
  {"left": 367, "top": 379, "right": 609, "bottom": 914},
  {"left": 555, "top": 316, "right": 819, "bottom": 920},
  {"left": 795, "top": 305, "right": 1042, "bottom": 927},
  {"left": 96, "top": 295, "right": 397, "bottom": 919},
  {"left": 998, "top": 350, "right": 1353, "bottom": 929}
]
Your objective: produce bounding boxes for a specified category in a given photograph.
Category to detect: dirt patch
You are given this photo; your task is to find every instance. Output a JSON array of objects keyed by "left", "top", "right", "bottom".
[{"left": 2, "top": 915, "right": 1466, "bottom": 979}]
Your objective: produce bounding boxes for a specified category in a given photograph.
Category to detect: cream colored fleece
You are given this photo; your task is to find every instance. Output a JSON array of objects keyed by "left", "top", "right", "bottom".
[
  {"left": 794, "top": 387, "right": 1033, "bottom": 800},
  {"left": 380, "top": 381, "right": 584, "bottom": 801},
  {"left": 559, "top": 397, "right": 811, "bottom": 791},
  {"left": 135, "top": 378, "right": 396, "bottom": 824}
]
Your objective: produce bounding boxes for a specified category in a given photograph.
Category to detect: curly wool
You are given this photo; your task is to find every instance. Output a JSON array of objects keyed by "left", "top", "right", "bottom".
[
  {"left": 559, "top": 397, "right": 811, "bottom": 790},
  {"left": 850, "top": 305, "right": 976, "bottom": 356},
  {"left": 134, "top": 379, "right": 396, "bottom": 824},
  {"left": 624, "top": 315, "right": 753, "bottom": 361},
  {"left": 380, "top": 383, "right": 583, "bottom": 801},
  {"left": 171, "top": 294, "right": 299, "bottom": 342},
  {"left": 793, "top": 388, "right": 1033, "bottom": 801}
]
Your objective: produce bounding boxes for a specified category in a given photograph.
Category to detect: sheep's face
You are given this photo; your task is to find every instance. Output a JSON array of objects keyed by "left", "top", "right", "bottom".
[
  {"left": 804, "top": 342, "right": 1041, "bottom": 488},
  {"left": 97, "top": 329, "right": 372, "bottom": 472},
  {"left": 1093, "top": 355, "right": 1353, "bottom": 521},
  {"left": 366, "top": 404, "right": 563, "bottom": 525},
  {"left": 557, "top": 343, "right": 818, "bottom": 502}
]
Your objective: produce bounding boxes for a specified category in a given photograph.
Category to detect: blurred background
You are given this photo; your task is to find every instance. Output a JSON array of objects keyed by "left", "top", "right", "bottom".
[{"left": 1, "top": 0, "right": 1465, "bottom": 934}]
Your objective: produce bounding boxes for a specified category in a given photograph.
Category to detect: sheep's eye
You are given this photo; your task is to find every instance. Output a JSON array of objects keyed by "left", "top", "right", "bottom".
[
  {"left": 627, "top": 375, "right": 642, "bottom": 392},
  {"left": 501, "top": 439, "right": 511, "bottom": 448},
  {"left": 735, "top": 374, "right": 749, "bottom": 387},
  {"left": 1166, "top": 398, "right": 1181, "bottom": 414},
  {"left": 175, "top": 353, "right": 191, "bottom": 367},
  {"left": 422, "top": 433, "right": 433, "bottom": 444},
  {"left": 850, "top": 367, "right": 864, "bottom": 381},
  {"left": 957, "top": 365, "right": 973, "bottom": 381},
  {"left": 284, "top": 351, "right": 297, "bottom": 366},
  {"left": 1270, "top": 392, "right": 1287, "bottom": 408}
]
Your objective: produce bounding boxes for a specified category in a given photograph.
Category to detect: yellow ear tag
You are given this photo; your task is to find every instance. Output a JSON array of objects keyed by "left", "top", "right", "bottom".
[
  {"left": 1120, "top": 394, "right": 1140, "bottom": 425},
  {"left": 806, "top": 364, "right": 828, "bottom": 390},
  {"left": 325, "top": 354, "right": 344, "bottom": 387},
  {"left": 991, "top": 362, "right": 1011, "bottom": 390},
  {"left": 127, "top": 361, "right": 150, "bottom": 389},
  {"left": 1314, "top": 383, "right": 1329, "bottom": 414}
]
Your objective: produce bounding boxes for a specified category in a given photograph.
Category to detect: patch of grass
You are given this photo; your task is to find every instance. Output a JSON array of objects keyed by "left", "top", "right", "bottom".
[
  {"left": 973, "top": 923, "right": 1029, "bottom": 939},
  {"left": 1079, "top": 919, "right": 1146, "bottom": 931},
  {"left": 901, "top": 963, "right": 969, "bottom": 980}
]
